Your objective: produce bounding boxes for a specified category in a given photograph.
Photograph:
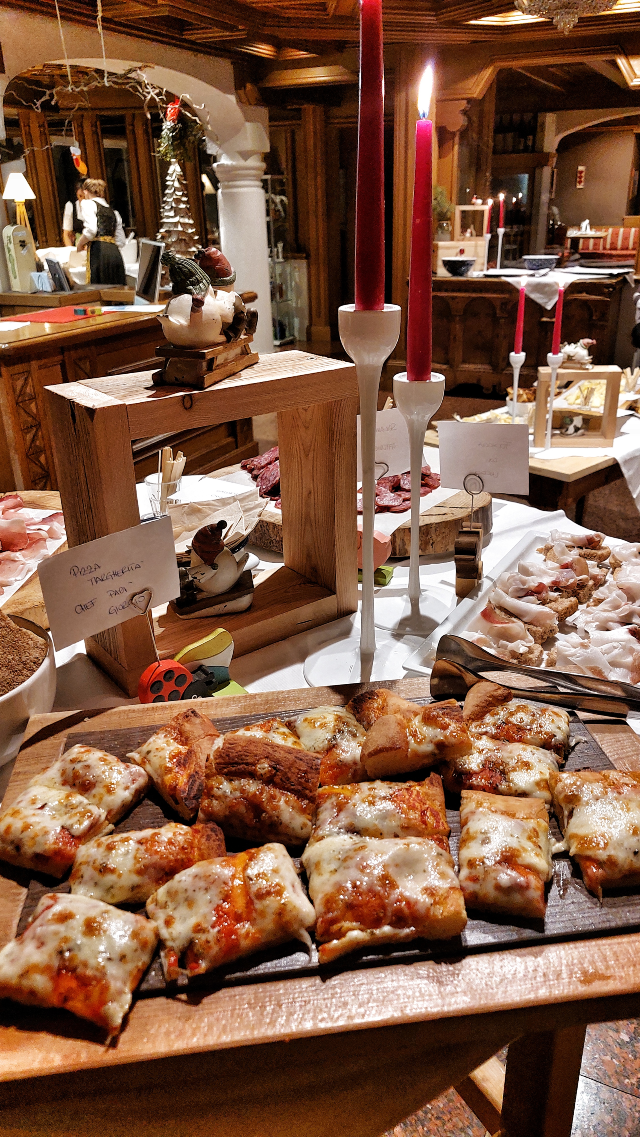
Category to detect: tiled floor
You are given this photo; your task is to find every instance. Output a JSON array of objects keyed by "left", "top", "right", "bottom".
[{"left": 385, "top": 1020, "right": 640, "bottom": 1136}]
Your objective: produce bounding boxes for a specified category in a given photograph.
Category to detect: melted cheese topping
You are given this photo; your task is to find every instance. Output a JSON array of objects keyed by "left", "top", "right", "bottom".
[
  {"left": 200, "top": 775, "right": 312, "bottom": 843},
  {"left": 0, "top": 892, "right": 158, "bottom": 1035},
  {"left": 310, "top": 781, "right": 448, "bottom": 844},
  {"left": 469, "top": 701, "right": 570, "bottom": 755},
  {"left": 293, "top": 707, "right": 367, "bottom": 785},
  {"left": 302, "top": 835, "right": 466, "bottom": 958},
  {"left": 70, "top": 823, "right": 199, "bottom": 905},
  {"left": 127, "top": 727, "right": 186, "bottom": 790},
  {"left": 458, "top": 799, "right": 552, "bottom": 917},
  {"left": 405, "top": 707, "right": 471, "bottom": 766},
  {"left": 447, "top": 738, "right": 559, "bottom": 802},
  {"left": 36, "top": 745, "right": 148, "bottom": 823},
  {"left": 146, "top": 843, "right": 315, "bottom": 979},
  {"left": 0, "top": 785, "right": 108, "bottom": 876},
  {"left": 231, "top": 720, "right": 303, "bottom": 749},
  {"left": 553, "top": 774, "right": 640, "bottom": 881}
]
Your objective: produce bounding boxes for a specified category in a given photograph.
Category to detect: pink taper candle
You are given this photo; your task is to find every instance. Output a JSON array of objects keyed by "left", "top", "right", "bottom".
[
  {"left": 354, "top": 0, "right": 385, "bottom": 311},
  {"left": 498, "top": 193, "right": 505, "bottom": 227},
  {"left": 514, "top": 276, "right": 526, "bottom": 354},
  {"left": 486, "top": 198, "right": 493, "bottom": 230},
  {"left": 551, "top": 285, "right": 565, "bottom": 354},
  {"left": 406, "top": 65, "right": 434, "bottom": 381}
]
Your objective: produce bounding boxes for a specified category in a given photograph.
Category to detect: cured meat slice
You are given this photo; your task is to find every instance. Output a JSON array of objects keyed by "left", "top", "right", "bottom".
[
  {"left": 375, "top": 492, "right": 406, "bottom": 509},
  {"left": 257, "top": 460, "right": 280, "bottom": 496},
  {"left": 376, "top": 474, "right": 401, "bottom": 492},
  {"left": 243, "top": 446, "right": 280, "bottom": 477}
]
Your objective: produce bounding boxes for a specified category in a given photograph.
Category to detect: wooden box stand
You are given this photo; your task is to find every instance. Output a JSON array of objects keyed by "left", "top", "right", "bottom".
[
  {"left": 153, "top": 335, "right": 259, "bottom": 389},
  {"left": 534, "top": 365, "right": 622, "bottom": 448},
  {"left": 45, "top": 351, "right": 358, "bottom": 696}
]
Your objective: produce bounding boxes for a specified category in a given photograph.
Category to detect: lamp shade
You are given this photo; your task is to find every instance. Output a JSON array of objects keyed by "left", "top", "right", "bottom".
[{"left": 3, "top": 172, "right": 36, "bottom": 202}]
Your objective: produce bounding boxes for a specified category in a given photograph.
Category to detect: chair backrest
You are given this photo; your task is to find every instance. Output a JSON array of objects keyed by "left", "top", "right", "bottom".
[{"left": 623, "top": 216, "right": 640, "bottom": 228}]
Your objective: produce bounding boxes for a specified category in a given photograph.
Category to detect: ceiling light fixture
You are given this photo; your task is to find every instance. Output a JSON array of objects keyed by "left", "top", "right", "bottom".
[{"left": 514, "top": 0, "right": 617, "bottom": 32}]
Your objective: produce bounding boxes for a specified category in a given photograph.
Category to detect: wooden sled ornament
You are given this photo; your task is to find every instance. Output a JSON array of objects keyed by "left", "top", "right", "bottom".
[{"left": 153, "top": 335, "right": 259, "bottom": 390}]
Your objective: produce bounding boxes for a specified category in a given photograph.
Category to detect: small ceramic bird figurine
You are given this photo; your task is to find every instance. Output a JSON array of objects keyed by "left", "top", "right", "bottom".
[
  {"left": 561, "top": 338, "right": 596, "bottom": 368},
  {"left": 158, "top": 251, "right": 240, "bottom": 349},
  {"left": 188, "top": 521, "right": 249, "bottom": 598}
]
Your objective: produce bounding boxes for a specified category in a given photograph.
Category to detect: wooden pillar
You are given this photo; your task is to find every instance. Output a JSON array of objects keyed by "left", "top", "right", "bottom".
[
  {"left": 125, "top": 112, "right": 161, "bottom": 239},
  {"left": 183, "top": 150, "right": 207, "bottom": 248},
  {"left": 298, "top": 105, "right": 330, "bottom": 342},
  {"left": 501, "top": 1025, "right": 587, "bottom": 1137},
  {"left": 72, "top": 112, "right": 107, "bottom": 186},
  {"left": 476, "top": 79, "right": 496, "bottom": 201},
  {"left": 17, "top": 110, "right": 61, "bottom": 248},
  {"left": 391, "top": 47, "right": 424, "bottom": 362}
]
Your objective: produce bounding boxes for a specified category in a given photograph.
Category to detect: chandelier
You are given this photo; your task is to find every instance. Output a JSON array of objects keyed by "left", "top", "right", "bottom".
[{"left": 515, "top": 0, "right": 617, "bottom": 32}]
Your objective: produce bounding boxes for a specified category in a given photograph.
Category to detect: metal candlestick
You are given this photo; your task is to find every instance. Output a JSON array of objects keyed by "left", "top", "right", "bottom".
[
  {"left": 508, "top": 350, "right": 526, "bottom": 423},
  {"left": 545, "top": 351, "right": 564, "bottom": 450},
  {"left": 496, "top": 227, "right": 505, "bottom": 271}
]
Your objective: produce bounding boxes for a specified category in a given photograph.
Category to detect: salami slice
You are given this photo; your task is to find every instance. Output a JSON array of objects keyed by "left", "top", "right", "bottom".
[
  {"left": 375, "top": 492, "right": 405, "bottom": 509},
  {"left": 421, "top": 464, "right": 433, "bottom": 479},
  {"left": 376, "top": 474, "right": 401, "bottom": 493},
  {"left": 247, "top": 446, "right": 280, "bottom": 480},
  {"left": 356, "top": 495, "right": 363, "bottom": 514},
  {"left": 423, "top": 473, "right": 441, "bottom": 489},
  {"left": 399, "top": 473, "right": 412, "bottom": 491},
  {"left": 257, "top": 460, "right": 280, "bottom": 496}
]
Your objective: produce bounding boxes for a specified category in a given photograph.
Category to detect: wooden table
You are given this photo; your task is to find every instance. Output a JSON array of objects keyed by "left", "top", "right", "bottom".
[
  {"left": 0, "top": 312, "right": 257, "bottom": 493},
  {"left": 2, "top": 684, "right": 640, "bottom": 1137}
]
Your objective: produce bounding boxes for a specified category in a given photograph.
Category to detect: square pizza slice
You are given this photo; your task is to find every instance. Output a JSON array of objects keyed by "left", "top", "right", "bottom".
[
  {"left": 360, "top": 701, "right": 472, "bottom": 778},
  {"left": 69, "top": 820, "right": 225, "bottom": 905},
  {"left": 228, "top": 719, "right": 304, "bottom": 749},
  {"left": 146, "top": 843, "right": 315, "bottom": 980},
  {"left": 309, "top": 775, "right": 450, "bottom": 846},
  {"left": 442, "top": 737, "right": 560, "bottom": 803},
  {"left": 197, "top": 733, "right": 321, "bottom": 845},
  {"left": 302, "top": 835, "right": 467, "bottom": 963},
  {"left": 36, "top": 744, "right": 148, "bottom": 824},
  {"left": 468, "top": 701, "right": 570, "bottom": 758},
  {"left": 0, "top": 892, "right": 158, "bottom": 1036},
  {"left": 289, "top": 706, "right": 368, "bottom": 785},
  {"left": 127, "top": 708, "right": 220, "bottom": 820},
  {"left": 458, "top": 790, "right": 554, "bottom": 920},
  {"left": 0, "top": 784, "right": 109, "bottom": 878},
  {"left": 551, "top": 769, "right": 640, "bottom": 897}
]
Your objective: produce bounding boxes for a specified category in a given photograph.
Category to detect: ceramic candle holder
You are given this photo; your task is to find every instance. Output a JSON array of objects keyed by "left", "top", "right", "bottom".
[
  {"left": 484, "top": 232, "right": 491, "bottom": 272},
  {"left": 545, "top": 351, "right": 564, "bottom": 450},
  {"left": 496, "top": 227, "right": 505, "bottom": 271},
  {"left": 508, "top": 351, "right": 526, "bottom": 424}
]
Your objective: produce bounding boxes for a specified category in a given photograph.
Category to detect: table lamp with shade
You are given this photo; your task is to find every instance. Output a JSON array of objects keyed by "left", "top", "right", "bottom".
[{"left": 2, "top": 172, "right": 38, "bottom": 293}]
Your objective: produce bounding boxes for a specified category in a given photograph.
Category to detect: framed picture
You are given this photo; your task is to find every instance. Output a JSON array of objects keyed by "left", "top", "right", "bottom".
[
  {"left": 576, "top": 165, "right": 586, "bottom": 189},
  {"left": 45, "top": 258, "right": 71, "bottom": 292}
]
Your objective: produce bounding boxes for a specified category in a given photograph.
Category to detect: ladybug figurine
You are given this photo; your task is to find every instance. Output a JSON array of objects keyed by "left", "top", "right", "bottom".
[{"left": 138, "top": 660, "right": 193, "bottom": 703}]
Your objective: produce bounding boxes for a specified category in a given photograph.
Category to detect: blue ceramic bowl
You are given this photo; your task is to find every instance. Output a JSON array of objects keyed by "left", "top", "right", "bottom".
[
  {"left": 442, "top": 256, "right": 475, "bottom": 277},
  {"left": 522, "top": 254, "right": 559, "bottom": 271}
]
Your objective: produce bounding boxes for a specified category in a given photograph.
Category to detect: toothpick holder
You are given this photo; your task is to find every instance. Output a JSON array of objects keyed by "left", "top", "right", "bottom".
[
  {"left": 338, "top": 304, "right": 401, "bottom": 658},
  {"left": 544, "top": 351, "right": 564, "bottom": 450},
  {"left": 508, "top": 350, "right": 526, "bottom": 423},
  {"left": 496, "top": 227, "right": 505, "bottom": 271},
  {"left": 392, "top": 373, "right": 446, "bottom": 603},
  {"left": 484, "top": 232, "right": 491, "bottom": 272}
]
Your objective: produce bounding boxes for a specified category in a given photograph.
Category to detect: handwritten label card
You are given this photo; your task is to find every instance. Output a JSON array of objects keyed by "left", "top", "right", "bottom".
[
  {"left": 438, "top": 422, "right": 529, "bottom": 496},
  {"left": 38, "top": 517, "right": 180, "bottom": 650},
  {"left": 357, "top": 409, "right": 411, "bottom": 480}
]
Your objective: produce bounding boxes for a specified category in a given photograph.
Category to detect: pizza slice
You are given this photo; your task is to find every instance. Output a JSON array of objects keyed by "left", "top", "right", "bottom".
[
  {"left": 458, "top": 790, "right": 553, "bottom": 920},
  {"left": 468, "top": 701, "right": 571, "bottom": 758},
  {"left": 288, "top": 706, "right": 368, "bottom": 785},
  {"left": 442, "top": 737, "right": 560, "bottom": 803},
  {"left": 69, "top": 820, "right": 225, "bottom": 905},
  {"left": 309, "top": 774, "right": 450, "bottom": 845},
  {"left": 127, "top": 708, "right": 220, "bottom": 820},
  {"left": 36, "top": 744, "right": 148, "bottom": 824},
  {"left": 0, "top": 892, "right": 158, "bottom": 1036},
  {"left": 146, "top": 843, "right": 315, "bottom": 980},
  {"left": 551, "top": 769, "right": 640, "bottom": 897},
  {"left": 229, "top": 719, "right": 304, "bottom": 749},
  {"left": 0, "top": 784, "right": 109, "bottom": 878},
  {"left": 197, "top": 733, "right": 321, "bottom": 844},
  {"left": 302, "top": 835, "right": 467, "bottom": 962},
  {"left": 346, "top": 688, "right": 423, "bottom": 730},
  {"left": 360, "top": 700, "right": 471, "bottom": 777}
]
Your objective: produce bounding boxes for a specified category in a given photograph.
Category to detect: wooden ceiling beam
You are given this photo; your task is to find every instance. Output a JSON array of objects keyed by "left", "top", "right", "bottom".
[
  {"left": 587, "top": 58, "right": 633, "bottom": 87},
  {"left": 511, "top": 66, "right": 567, "bottom": 90}
]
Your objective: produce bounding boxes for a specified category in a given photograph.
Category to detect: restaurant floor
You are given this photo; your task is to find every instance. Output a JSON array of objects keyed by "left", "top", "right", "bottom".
[{"left": 386, "top": 1020, "right": 640, "bottom": 1135}]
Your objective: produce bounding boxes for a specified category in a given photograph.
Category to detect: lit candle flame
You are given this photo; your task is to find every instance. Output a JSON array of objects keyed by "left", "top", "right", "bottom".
[
  {"left": 418, "top": 64, "right": 434, "bottom": 120},
  {"left": 499, "top": 192, "right": 505, "bottom": 201},
  {"left": 487, "top": 198, "right": 493, "bottom": 207}
]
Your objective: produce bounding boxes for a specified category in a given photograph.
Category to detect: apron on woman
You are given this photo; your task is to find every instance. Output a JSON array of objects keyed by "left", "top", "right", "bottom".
[{"left": 87, "top": 202, "right": 126, "bottom": 286}]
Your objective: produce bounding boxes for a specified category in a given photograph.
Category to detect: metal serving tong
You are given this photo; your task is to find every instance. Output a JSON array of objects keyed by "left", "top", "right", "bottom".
[{"left": 431, "top": 635, "right": 640, "bottom": 717}]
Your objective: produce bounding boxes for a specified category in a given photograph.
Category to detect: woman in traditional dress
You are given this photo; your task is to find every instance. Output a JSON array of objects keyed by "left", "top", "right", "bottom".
[
  {"left": 62, "top": 179, "right": 86, "bottom": 247},
  {"left": 76, "top": 178, "right": 126, "bottom": 285}
]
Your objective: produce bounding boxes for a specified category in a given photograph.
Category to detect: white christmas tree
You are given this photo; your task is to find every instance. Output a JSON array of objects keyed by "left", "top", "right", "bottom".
[{"left": 157, "top": 160, "right": 199, "bottom": 257}]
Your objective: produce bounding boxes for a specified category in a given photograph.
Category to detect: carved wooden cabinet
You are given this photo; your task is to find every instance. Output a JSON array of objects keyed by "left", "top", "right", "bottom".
[{"left": 433, "top": 276, "right": 625, "bottom": 393}]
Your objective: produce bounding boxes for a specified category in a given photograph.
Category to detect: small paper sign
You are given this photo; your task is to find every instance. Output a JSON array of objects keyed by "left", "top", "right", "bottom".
[
  {"left": 357, "top": 409, "right": 411, "bottom": 480},
  {"left": 437, "top": 422, "right": 529, "bottom": 496},
  {"left": 38, "top": 517, "right": 180, "bottom": 650}
]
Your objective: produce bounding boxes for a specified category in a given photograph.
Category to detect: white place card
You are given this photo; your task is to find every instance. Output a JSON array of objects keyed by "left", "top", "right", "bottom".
[
  {"left": 357, "top": 409, "right": 411, "bottom": 480},
  {"left": 38, "top": 517, "right": 180, "bottom": 650},
  {"left": 437, "top": 421, "right": 529, "bottom": 496}
]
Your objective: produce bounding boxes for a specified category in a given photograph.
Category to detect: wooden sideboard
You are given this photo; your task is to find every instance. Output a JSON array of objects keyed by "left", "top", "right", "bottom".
[
  {"left": 432, "top": 275, "right": 626, "bottom": 393},
  {"left": 0, "top": 311, "right": 257, "bottom": 491}
]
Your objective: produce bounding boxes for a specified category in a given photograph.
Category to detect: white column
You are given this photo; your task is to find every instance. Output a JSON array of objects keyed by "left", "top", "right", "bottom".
[{"left": 214, "top": 157, "right": 273, "bottom": 356}]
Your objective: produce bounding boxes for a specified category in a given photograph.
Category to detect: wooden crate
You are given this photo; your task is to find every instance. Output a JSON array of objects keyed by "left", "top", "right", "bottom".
[
  {"left": 45, "top": 351, "right": 358, "bottom": 696},
  {"left": 533, "top": 365, "right": 622, "bottom": 448}
]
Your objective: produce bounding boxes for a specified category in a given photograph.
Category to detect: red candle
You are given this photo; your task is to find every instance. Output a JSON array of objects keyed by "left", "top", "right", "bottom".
[
  {"left": 486, "top": 198, "right": 493, "bottom": 230},
  {"left": 514, "top": 276, "right": 526, "bottom": 354},
  {"left": 406, "top": 66, "right": 434, "bottom": 381},
  {"left": 551, "top": 285, "right": 565, "bottom": 354},
  {"left": 498, "top": 193, "right": 505, "bottom": 228},
  {"left": 354, "top": 0, "right": 385, "bottom": 311}
]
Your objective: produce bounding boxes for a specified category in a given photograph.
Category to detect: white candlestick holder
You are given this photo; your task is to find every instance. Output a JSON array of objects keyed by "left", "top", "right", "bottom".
[
  {"left": 508, "top": 350, "right": 526, "bottom": 423},
  {"left": 484, "top": 232, "right": 491, "bottom": 272},
  {"left": 544, "top": 351, "right": 564, "bottom": 450},
  {"left": 303, "top": 303, "right": 401, "bottom": 686},
  {"left": 496, "top": 227, "right": 505, "bottom": 271},
  {"left": 374, "top": 372, "right": 451, "bottom": 636}
]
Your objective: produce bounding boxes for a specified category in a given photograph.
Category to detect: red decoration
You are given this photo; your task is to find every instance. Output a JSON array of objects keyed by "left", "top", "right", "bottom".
[
  {"left": 166, "top": 99, "right": 181, "bottom": 123},
  {"left": 406, "top": 66, "right": 434, "bottom": 381},
  {"left": 514, "top": 277, "right": 526, "bottom": 354},
  {"left": 354, "top": 0, "right": 385, "bottom": 312}
]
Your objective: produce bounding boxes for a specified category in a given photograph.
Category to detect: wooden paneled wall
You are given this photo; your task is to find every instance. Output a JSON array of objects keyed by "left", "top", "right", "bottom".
[
  {"left": 298, "top": 105, "right": 330, "bottom": 341},
  {"left": 17, "top": 110, "right": 60, "bottom": 248},
  {"left": 72, "top": 112, "right": 107, "bottom": 186},
  {"left": 183, "top": 151, "right": 207, "bottom": 248},
  {"left": 124, "top": 112, "right": 161, "bottom": 239}
]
